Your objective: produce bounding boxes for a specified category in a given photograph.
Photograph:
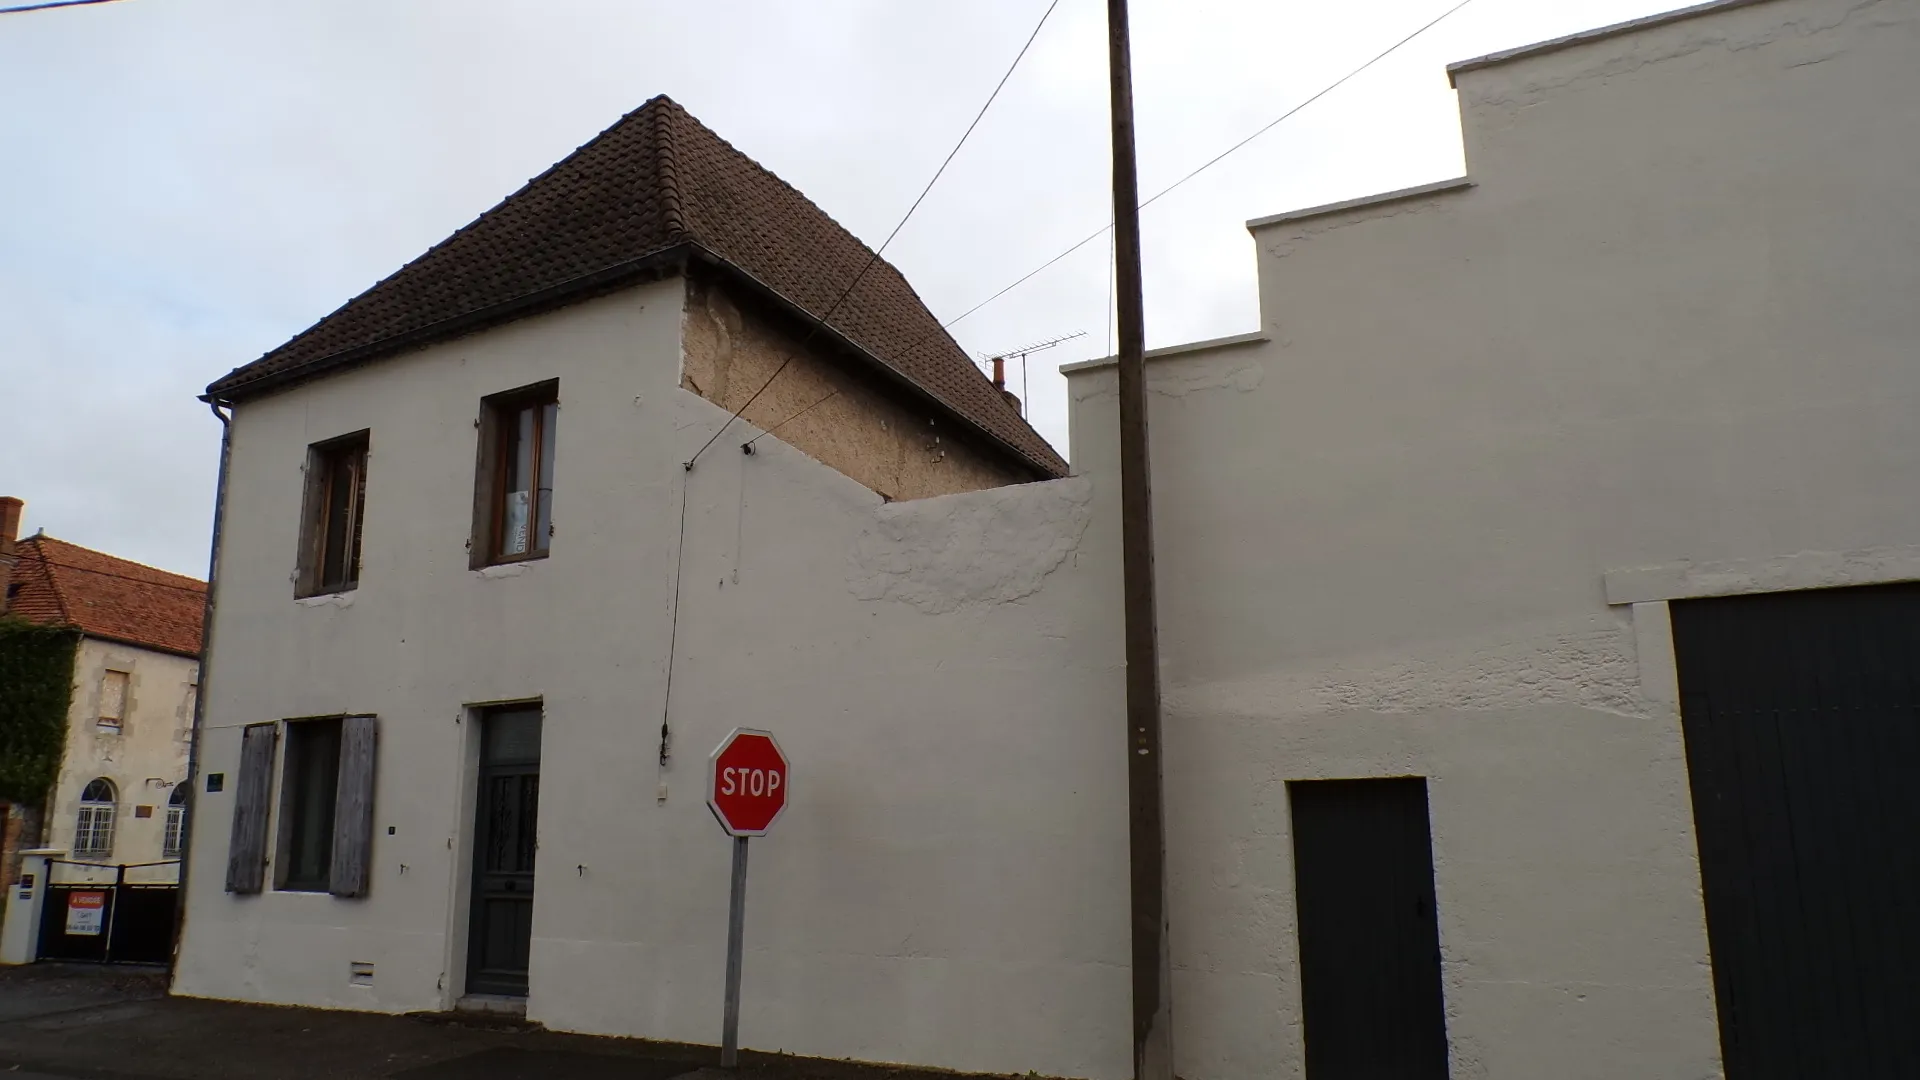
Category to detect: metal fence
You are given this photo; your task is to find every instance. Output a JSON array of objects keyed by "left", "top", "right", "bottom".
[{"left": 37, "top": 860, "right": 179, "bottom": 965}]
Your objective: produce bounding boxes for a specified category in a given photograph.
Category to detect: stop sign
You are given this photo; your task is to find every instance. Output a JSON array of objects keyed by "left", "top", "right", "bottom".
[{"left": 707, "top": 728, "right": 789, "bottom": 836}]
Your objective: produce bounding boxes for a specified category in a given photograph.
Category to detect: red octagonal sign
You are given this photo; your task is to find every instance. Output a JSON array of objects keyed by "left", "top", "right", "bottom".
[{"left": 707, "top": 728, "right": 789, "bottom": 837}]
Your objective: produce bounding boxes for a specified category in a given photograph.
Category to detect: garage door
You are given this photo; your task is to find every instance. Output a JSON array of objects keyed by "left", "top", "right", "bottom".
[{"left": 1672, "top": 583, "right": 1920, "bottom": 1079}]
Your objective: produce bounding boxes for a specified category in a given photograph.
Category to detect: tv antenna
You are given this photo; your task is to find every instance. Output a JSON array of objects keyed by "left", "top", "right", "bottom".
[{"left": 979, "top": 330, "right": 1087, "bottom": 414}]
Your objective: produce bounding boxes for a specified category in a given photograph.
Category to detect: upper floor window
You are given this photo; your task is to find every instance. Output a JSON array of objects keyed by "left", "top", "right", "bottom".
[
  {"left": 472, "top": 381, "right": 558, "bottom": 566},
  {"left": 98, "top": 669, "right": 129, "bottom": 730},
  {"left": 75, "top": 777, "right": 117, "bottom": 858},
  {"left": 164, "top": 782, "right": 188, "bottom": 858},
  {"left": 297, "top": 431, "right": 369, "bottom": 596}
]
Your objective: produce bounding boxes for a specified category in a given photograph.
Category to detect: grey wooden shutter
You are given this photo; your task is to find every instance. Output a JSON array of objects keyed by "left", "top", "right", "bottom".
[
  {"left": 225, "top": 722, "right": 279, "bottom": 894},
  {"left": 329, "top": 714, "right": 378, "bottom": 898}
]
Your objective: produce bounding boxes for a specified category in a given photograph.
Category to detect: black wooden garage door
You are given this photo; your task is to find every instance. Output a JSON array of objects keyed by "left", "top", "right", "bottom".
[{"left": 1672, "top": 583, "right": 1920, "bottom": 1079}]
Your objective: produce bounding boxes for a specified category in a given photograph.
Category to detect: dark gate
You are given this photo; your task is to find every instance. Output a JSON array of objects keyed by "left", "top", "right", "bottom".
[
  {"left": 467, "top": 706, "right": 541, "bottom": 997},
  {"left": 36, "top": 861, "right": 179, "bottom": 965},
  {"left": 1672, "top": 583, "right": 1920, "bottom": 1079},
  {"left": 1288, "top": 777, "right": 1450, "bottom": 1080}
]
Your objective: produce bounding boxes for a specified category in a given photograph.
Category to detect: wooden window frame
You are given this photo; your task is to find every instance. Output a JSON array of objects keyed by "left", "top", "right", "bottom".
[
  {"left": 296, "top": 430, "right": 371, "bottom": 598},
  {"left": 470, "top": 380, "right": 559, "bottom": 569},
  {"left": 274, "top": 715, "right": 345, "bottom": 892}
]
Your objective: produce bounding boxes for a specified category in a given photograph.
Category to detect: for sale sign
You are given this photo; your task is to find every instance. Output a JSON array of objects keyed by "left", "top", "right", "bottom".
[{"left": 66, "top": 891, "right": 107, "bottom": 936}]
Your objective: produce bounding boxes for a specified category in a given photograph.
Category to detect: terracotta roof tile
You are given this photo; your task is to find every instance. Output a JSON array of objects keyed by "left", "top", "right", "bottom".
[
  {"left": 4, "top": 536, "right": 205, "bottom": 658},
  {"left": 206, "top": 96, "right": 1066, "bottom": 478}
]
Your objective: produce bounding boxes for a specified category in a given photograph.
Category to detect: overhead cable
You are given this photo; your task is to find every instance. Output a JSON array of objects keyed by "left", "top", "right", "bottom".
[
  {"left": 924, "top": 0, "right": 1481, "bottom": 342},
  {"left": 683, "top": 0, "right": 1065, "bottom": 469}
]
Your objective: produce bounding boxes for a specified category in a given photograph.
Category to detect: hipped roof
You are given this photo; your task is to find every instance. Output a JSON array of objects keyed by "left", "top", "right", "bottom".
[{"left": 205, "top": 95, "right": 1066, "bottom": 478}]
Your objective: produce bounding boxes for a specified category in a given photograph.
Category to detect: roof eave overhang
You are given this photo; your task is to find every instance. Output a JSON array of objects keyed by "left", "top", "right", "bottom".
[
  {"left": 79, "top": 630, "right": 204, "bottom": 661},
  {"left": 201, "top": 244, "right": 697, "bottom": 405},
  {"left": 201, "top": 242, "right": 1065, "bottom": 481}
]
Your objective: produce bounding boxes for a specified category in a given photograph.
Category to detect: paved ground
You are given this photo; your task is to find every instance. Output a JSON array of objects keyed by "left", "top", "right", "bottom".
[{"left": 0, "top": 965, "right": 1010, "bottom": 1080}]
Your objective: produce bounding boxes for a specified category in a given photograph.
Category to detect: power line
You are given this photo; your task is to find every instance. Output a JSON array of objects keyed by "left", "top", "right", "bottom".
[
  {"left": 921, "top": 0, "right": 1481, "bottom": 344},
  {"left": 0, "top": 0, "right": 126, "bottom": 13},
  {"left": 684, "top": 0, "right": 1064, "bottom": 469}
]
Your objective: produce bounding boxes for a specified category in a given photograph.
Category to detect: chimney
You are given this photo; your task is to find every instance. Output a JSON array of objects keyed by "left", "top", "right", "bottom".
[
  {"left": 0, "top": 497, "right": 20, "bottom": 614},
  {"left": 988, "top": 357, "right": 1023, "bottom": 415}
]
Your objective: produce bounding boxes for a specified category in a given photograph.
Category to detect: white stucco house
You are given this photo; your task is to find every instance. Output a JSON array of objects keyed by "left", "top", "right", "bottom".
[{"left": 178, "top": 0, "right": 1920, "bottom": 1077}]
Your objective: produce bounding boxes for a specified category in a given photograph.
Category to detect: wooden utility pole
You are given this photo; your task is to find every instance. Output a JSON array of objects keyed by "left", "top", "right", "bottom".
[{"left": 1105, "top": 2, "right": 1172, "bottom": 1078}]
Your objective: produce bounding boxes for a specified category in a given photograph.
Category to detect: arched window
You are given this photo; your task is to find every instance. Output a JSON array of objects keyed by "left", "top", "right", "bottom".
[
  {"left": 164, "top": 783, "right": 189, "bottom": 858},
  {"left": 75, "top": 778, "right": 117, "bottom": 858}
]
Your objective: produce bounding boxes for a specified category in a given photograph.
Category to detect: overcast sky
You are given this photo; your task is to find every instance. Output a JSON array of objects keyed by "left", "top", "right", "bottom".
[{"left": 1, "top": 0, "right": 1683, "bottom": 577}]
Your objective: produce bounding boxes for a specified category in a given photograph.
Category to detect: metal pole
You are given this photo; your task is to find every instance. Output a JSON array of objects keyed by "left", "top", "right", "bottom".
[
  {"left": 721, "top": 835, "right": 749, "bottom": 1069},
  {"left": 1105, "top": 2, "right": 1173, "bottom": 1079}
]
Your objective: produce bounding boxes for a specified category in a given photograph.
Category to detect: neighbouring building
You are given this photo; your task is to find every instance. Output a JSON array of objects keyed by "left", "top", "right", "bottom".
[
  {"left": 0, "top": 499, "right": 205, "bottom": 891},
  {"left": 176, "top": 1, "right": 1920, "bottom": 1077}
]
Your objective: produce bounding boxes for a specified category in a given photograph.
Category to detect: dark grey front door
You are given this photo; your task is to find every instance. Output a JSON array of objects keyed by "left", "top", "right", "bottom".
[{"left": 466, "top": 707, "right": 541, "bottom": 997}]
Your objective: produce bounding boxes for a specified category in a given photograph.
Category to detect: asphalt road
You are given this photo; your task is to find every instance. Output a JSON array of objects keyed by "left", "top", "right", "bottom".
[{"left": 0, "top": 964, "right": 1016, "bottom": 1080}]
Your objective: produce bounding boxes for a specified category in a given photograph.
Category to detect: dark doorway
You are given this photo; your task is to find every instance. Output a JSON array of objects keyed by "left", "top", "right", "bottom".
[
  {"left": 466, "top": 705, "right": 542, "bottom": 997},
  {"left": 1288, "top": 777, "right": 1450, "bottom": 1080},
  {"left": 1672, "top": 584, "right": 1920, "bottom": 1079}
]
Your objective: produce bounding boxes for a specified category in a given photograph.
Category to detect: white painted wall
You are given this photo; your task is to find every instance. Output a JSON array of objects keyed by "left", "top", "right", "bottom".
[
  {"left": 46, "top": 638, "right": 196, "bottom": 883},
  {"left": 176, "top": 279, "right": 1131, "bottom": 1079},
  {"left": 178, "top": 3, "right": 1920, "bottom": 1076},
  {"left": 1063, "top": 1, "right": 1920, "bottom": 1076}
]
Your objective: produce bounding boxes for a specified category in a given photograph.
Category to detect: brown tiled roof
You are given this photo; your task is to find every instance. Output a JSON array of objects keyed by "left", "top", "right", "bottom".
[
  {"left": 5, "top": 536, "right": 205, "bottom": 658},
  {"left": 205, "top": 95, "right": 1066, "bottom": 478}
]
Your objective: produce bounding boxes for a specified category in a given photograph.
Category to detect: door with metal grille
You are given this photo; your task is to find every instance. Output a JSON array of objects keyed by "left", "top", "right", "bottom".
[
  {"left": 1672, "top": 584, "right": 1920, "bottom": 1079},
  {"left": 466, "top": 707, "right": 541, "bottom": 997},
  {"left": 1289, "top": 777, "right": 1451, "bottom": 1080}
]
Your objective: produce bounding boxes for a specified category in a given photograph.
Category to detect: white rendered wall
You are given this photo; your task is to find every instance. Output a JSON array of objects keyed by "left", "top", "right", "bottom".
[
  {"left": 46, "top": 638, "right": 196, "bottom": 882},
  {"left": 175, "top": 279, "right": 1131, "bottom": 1079},
  {"left": 1066, "top": 1, "right": 1920, "bottom": 1077}
]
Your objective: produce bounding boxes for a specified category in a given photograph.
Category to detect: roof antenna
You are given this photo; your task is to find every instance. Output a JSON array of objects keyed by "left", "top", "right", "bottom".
[{"left": 978, "top": 330, "right": 1086, "bottom": 415}]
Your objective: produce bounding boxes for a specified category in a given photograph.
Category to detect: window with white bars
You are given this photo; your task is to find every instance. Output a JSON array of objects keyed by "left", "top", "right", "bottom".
[
  {"left": 75, "top": 777, "right": 117, "bottom": 858},
  {"left": 164, "top": 783, "right": 188, "bottom": 858}
]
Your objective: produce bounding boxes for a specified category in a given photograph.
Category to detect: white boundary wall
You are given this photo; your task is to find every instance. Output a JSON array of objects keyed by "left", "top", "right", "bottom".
[{"left": 1064, "top": 1, "right": 1920, "bottom": 1076}]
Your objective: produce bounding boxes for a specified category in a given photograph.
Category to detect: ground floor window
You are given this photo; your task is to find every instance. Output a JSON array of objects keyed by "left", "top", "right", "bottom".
[
  {"left": 163, "top": 782, "right": 188, "bottom": 858},
  {"left": 74, "top": 777, "right": 117, "bottom": 858}
]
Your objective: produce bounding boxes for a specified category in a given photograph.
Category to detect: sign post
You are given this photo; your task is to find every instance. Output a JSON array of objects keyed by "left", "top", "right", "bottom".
[{"left": 707, "top": 727, "right": 789, "bottom": 1069}]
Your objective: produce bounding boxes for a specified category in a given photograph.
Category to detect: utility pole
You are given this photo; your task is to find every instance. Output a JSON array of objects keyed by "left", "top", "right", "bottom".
[{"left": 1105, "top": 2, "right": 1172, "bottom": 1079}]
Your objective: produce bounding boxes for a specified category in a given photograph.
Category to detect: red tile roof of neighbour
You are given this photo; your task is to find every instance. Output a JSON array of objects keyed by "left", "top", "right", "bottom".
[
  {"left": 205, "top": 95, "right": 1067, "bottom": 478},
  {"left": 5, "top": 536, "right": 205, "bottom": 658}
]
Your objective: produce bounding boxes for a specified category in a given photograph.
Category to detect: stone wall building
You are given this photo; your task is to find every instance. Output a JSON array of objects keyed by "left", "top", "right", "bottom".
[{"left": 0, "top": 503, "right": 204, "bottom": 890}]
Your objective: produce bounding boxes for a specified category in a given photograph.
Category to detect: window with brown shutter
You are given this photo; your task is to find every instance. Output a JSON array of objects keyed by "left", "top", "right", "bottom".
[
  {"left": 297, "top": 431, "right": 370, "bottom": 596},
  {"left": 471, "top": 381, "right": 558, "bottom": 567}
]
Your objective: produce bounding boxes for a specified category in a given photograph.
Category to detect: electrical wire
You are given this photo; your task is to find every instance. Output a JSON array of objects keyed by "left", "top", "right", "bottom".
[
  {"left": 0, "top": 0, "right": 125, "bottom": 12},
  {"left": 904, "top": 0, "right": 1481, "bottom": 355},
  {"left": 744, "top": 388, "right": 843, "bottom": 449},
  {"left": 683, "top": 0, "right": 1064, "bottom": 469},
  {"left": 659, "top": 0, "right": 1063, "bottom": 774}
]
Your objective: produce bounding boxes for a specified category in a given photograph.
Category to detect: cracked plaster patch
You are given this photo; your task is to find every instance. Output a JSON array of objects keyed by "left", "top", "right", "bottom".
[
  {"left": 847, "top": 477, "right": 1093, "bottom": 614},
  {"left": 1171, "top": 618, "right": 1650, "bottom": 720}
]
